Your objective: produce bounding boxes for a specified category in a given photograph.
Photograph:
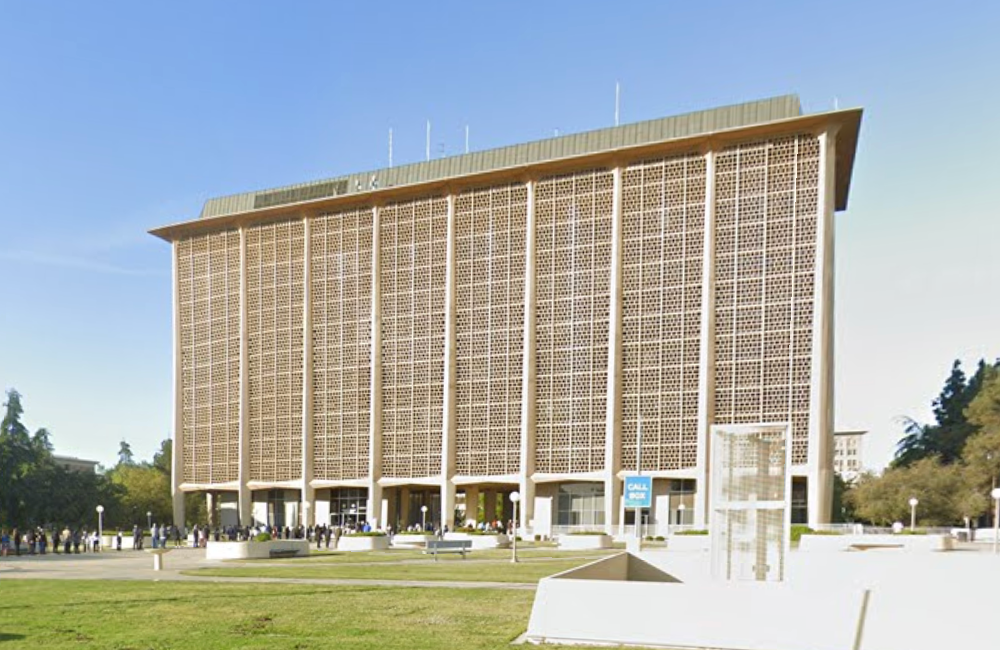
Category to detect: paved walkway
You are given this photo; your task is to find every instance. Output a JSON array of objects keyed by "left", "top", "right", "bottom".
[{"left": 0, "top": 548, "right": 537, "bottom": 590}]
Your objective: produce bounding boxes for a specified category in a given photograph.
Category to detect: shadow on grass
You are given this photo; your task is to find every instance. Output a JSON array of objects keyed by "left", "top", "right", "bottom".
[
  {"left": 0, "top": 633, "right": 26, "bottom": 642},
  {"left": 0, "top": 585, "right": 399, "bottom": 613}
]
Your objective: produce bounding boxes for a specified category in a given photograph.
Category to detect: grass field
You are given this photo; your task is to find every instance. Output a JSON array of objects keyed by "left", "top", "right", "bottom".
[
  {"left": 186, "top": 556, "right": 603, "bottom": 583},
  {"left": 0, "top": 580, "right": 534, "bottom": 650}
]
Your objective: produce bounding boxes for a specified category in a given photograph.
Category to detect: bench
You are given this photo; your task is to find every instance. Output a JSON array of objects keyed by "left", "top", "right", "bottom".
[
  {"left": 423, "top": 540, "right": 472, "bottom": 560},
  {"left": 268, "top": 548, "right": 301, "bottom": 558}
]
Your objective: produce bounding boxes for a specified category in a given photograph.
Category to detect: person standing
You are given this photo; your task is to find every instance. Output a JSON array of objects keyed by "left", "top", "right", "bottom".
[{"left": 115, "top": 529, "right": 123, "bottom": 551}]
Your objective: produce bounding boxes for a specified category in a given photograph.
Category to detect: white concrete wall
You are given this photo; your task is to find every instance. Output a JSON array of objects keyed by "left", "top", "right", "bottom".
[
  {"left": 206, "top": 539, "right": 310, "bottom": 560},
  {"left": 527, "top": 577, "right": 861, "bottom": 650}
]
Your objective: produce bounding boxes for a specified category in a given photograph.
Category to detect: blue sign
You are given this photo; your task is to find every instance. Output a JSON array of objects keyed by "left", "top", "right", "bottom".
[{"left": 623, "top": 476, "right": 652, "bottom": 508}]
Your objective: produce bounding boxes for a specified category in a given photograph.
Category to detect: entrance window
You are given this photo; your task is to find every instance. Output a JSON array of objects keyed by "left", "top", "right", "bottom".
[
  {"left": 556, "top": 483, "right": 605, "bottom": 527},
  {"left": 669, "top": 479, "right": 696, "bottom": 525},
  {"left": 791, "top": 478, "right": 808, "bottom": 524},
  {"left": 330, "top": 488, "right": 368, "bottom": 527},
  {"left": 267, "top": 490, "right": 286, "bottom": 528}
]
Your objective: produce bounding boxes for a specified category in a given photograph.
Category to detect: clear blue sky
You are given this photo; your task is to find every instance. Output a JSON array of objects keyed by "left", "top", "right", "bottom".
[{"left": 1, "top": 1, "right": 997, "bottom": 469}]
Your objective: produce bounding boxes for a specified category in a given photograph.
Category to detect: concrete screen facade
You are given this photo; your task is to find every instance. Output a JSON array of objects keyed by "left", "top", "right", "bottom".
[{"left": 152, "top": 95, "right": 862, "bottom": 531}]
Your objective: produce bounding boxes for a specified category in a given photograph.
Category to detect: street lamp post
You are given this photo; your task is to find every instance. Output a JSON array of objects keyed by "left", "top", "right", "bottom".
[
  {"left": 96, "top": 505, "right": 105, "bottom": 552},
  {"left": 421, "top": 505, "right": 428, "bottom": 532},
  {"left": 991, "top": 488, "right": 1000, "bottom": 555},
  {"left": 146, "top": 511, "right": 152, "bottom": 531},
  {"left": 908, "top": 497, "right": 919, "bottom": 532},
  {"left": 510, "top": 491, "right": 521, "bottom": 564}
]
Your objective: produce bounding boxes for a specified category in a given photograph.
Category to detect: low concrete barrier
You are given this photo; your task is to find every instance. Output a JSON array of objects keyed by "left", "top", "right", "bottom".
[
  {"left": 391, "top": 533, "right": 434, "bottom": 548},
  {"left": 100, "top": 535, "right": 150, "bottom": 550},
  {"left": 336, "top": 535, "right": 390, "bottom": 552},
  {"left": 798, "top": 534, "right": 954, "bottom": 552},
  {"left": 667, "top": 535, "right": 710, "bottom": 552},
  {"left": 444, "top": 532, "right": 510, "bottom": 549},
  {"left": 526, "top": 553, "right": 862, "bottom": 650},
  {"left": 557, "top": 534, "right": 612, "bottom": 550},
  {"left": 206, "top": 539, "right": 310, "bottom": 560}
]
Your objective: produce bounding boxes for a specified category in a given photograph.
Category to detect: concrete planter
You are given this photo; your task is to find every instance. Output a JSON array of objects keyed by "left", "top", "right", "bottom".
[
  {"left": 100, "top": 535, "right": 151, "bottom": 550},
  {"left": 445, "top": 532, "right": 511, "bottom": 549},
  {"left": 391, "top": 534, "right": 434, "bottom": 548},
  {"left": 206, "top": 539, "right": 310, "bottom": 560},
  {"left": 336, "top": 535, "right": 390, "bottom": 552},
  {"left": 558, "top": 534, "right": 613, "bottom": 550},
  {"left": 667, "top": 535, "right": 710, "bottom": 552},
  {"left": 798, "top": 534, "right": 954, "bottom": 552}
]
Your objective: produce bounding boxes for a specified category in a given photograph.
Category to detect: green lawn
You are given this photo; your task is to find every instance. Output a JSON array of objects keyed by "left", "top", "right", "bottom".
[
  {"left": 270, "top": 546, "right": 610, "bottom": 564},
  {"left": 187, "top": 550, "right": 613, "bottom": 583},
  {"left": 0, "top": 580, "right": 534, "bottom": 650}
]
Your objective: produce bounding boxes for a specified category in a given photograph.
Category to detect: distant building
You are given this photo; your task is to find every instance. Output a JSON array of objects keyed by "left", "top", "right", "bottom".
[
  {"left": 833, "top": 430, "right": 866, "bottom": 480},
  {"left": 52, "top": 454, "right": 99, "bottom": 474},
  {"left": 151, "top": 94, "right": 862, "bottom": 531}
]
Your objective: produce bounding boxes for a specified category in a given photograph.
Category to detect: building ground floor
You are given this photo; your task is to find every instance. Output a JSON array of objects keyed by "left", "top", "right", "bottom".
[{"left": 180, "top": 473, "right": 815, "bottom": 538}]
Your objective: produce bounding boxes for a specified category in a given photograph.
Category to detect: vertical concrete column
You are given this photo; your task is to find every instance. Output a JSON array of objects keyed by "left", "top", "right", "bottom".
[
  {"left": 808, "top": 127, "right": 839, "bottom": 526},
  {"left": 301, "top": 216, "right": 315, "bottom": 527},
  {"left": 518, "top": 179, "right": 537, "bottom": 535},
  {"left": 484, "top": 490, "right": 497, "bottom": 524},
  {"left": 399, "top": 486, "right": 411, "bottom": 526},
  {"left": 206, "top": 492, "right": 216, "bottom": 527},
  {"left": 441, "top": 193, "right": 458, "bottom": 529},
  {"left": 171, "top": 242, "right": 186, "bottom": 528},
  {"left": 603, "top": 165, "right": 624, "bottom": 534},
  {"left": 464, "top": 486, "right": 480, "bottom": 526},
  {"left": 694, "top": 148, "right": 717, "bottom": 529},
  {"left": 368, "top": 206, "right": 384, "bottom": 527},
  {"left": 237, "top": 227, "right": 252, "bottom": 526}
]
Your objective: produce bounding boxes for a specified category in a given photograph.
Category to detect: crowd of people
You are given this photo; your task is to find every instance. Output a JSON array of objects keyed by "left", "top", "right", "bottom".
[{"left": 1, "top": 517, "right": 518, "bottom": 557}]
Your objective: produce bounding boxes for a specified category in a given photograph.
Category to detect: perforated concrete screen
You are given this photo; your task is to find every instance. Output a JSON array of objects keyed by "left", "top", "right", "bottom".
[
  {"left": 161, "top": 99, "right": 857, "bottom": 530},
  {"left": 379, "top": 197, "right": 448, "bottom": 478},
  {"left": 712, "top": 135, "right": 819, "bottom": 466},
  {"left": 534, "top": 169, "right": 614, "bottom": 474},
  {"left": 710, "top": 424, "right": 790, "bottom": 582},
  {"left": 455, "top": 184, "right": 528, "bottom": 476},
  {"left": 177, "top": 231, "right": 241, "bottom": 484},
  {"left": 246, "top": 220, "right": 305, "bottom": 482},
  {"left": 621, "top": 154, "right": 706, "bottom": 472},
  {"left": 311, "top": 208, "right": 373, "bottom": 481}
]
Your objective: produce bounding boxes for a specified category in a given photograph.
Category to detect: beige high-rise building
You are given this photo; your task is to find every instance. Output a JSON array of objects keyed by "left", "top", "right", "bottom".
[
  {"left": 833, "top": 430, "right": 867, "bottom": 481},
  {"left": 151, "top": 95, "right": 862, "bottom": 532}
]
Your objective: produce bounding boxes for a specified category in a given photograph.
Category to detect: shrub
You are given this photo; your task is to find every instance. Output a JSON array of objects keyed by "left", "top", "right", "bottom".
[
  {"left": 345, "top": 531, "right": 386, "bottom": 537},
  {"left": 654, "top": 536, "right": 665, "bottom": 542},
  {"left": 253, "top": 532, "right": 272, "bottom": 542},
  {"left": 568, "top": 531, "right": 607, "bottom": 536},
  {"left": 675, "top": 529, "right": 708, "bottom": 536},
  {"left": 790, "top": 525, "right": 812, "bottom": 542}
]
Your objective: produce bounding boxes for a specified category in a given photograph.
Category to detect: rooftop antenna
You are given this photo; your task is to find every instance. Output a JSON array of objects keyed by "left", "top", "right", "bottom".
[
  {"left": 426, "top": 120, "right": 431, "bottom": 162},
  {"left": 389, "top": 128, "right": 394, "bottom": 168},
  {"left": 615, "top": 80, "right": 620, "bottom": 126},
  {"left": 465, "top": 124, "right": 469, "bottom": 154}
]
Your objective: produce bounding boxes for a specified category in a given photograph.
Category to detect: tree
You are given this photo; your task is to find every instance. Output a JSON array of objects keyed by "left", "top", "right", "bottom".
[
  {"left": 1, "top": 389, "right": 39, "bottom": 524},
  {"left": 893, "top": 360, "right": 992, "bottom": 467},
  {"left": 117, "top": 440, "right": 135, "bottom": 467},
  {"left": 106, "top": 463, "right": 171, "bottom": 528},
  {"left": 152, "top": 439, "right": 171, "bottom": 475},
  {"left": 966, "top": 364, "right": 1000, "bottom": 431},
  {"left": 848, "top": 457, "right": 987, "bottom": 526}
]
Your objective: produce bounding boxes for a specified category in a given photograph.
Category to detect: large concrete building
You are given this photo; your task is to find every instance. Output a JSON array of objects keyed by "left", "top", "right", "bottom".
[{"left": 151, "top": 95, "right": 862, "bottom": 532}]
